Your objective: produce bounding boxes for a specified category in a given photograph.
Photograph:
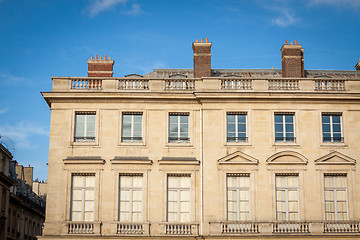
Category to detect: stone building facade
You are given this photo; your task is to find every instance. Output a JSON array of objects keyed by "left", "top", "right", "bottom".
[
  {"left": 0, "top": 142, "right": 45, "bottom": 240},
  {"left": 40, "top": 39, "right": 360, "bottom": 240}
]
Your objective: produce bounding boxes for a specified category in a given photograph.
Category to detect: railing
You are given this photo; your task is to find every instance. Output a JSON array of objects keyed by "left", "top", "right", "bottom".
[
  {"left": 118, "top": 79, "right": 149, "bottom": 90},
  {"left": 166, "top": 224, "right": 193, "bottom": 235},
  {"left": 68, "top": 222, "right": 94, "bottom": 234},
  {"left": 121, "top": 137, "right": 142, "bottom": 142},
  {"left": 117, "top": 223, "right": 143, "bottom": 234},
  {"left": 272, "top": 222, "right": 309, "bottom": 234},
  {"left": 221, "top": 79, "right": 252, "bottom": 90},
  {"left": 315, "top": 80, "right": 346, "bottom": 91},
  {"left": 227, "top": 137, "right": 248, "bottom": 143},
  {"left": 222, "top": 223, "right": 259, "bottom": 234},
  {"left": 71, "top": 79, "right": 102, "bottom": 90},
  {"left": 268, "top": 79, "right": 299, "bottom": 90},
  {"left": 165, "top": 79, "right": 195, "bottom": 90},
  {"left": 324, "top": 222, "right": 360, "bottom": 233}
]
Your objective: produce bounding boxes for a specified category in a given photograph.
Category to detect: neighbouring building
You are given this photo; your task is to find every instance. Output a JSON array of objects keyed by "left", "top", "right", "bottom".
[
  {"left": 40, "top": 39, "right": 360, "bottom": 240},
  {"left": 0, "top": 142, "right": 46, "bottom": 240}
]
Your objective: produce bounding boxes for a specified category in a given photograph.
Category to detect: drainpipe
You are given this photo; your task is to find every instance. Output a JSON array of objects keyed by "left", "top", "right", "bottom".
[{"left": 200, "top": 106, "right": 204, "bottom": 236}]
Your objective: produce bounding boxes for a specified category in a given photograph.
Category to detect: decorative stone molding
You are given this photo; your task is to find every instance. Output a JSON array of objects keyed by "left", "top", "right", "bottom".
[
  {"left": 266, "top": 151, "right": 308, "bottom": 165},
  {"left": 315, "top": 151, "right": 356, "bottom": 165},
  {"left": 218, "top": 151, "right": 259, "bottom": 165}
]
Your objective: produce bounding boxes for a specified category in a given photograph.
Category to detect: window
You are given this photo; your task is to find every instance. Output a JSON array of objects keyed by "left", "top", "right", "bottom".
[
  {"left": 169, "top": 113, "right": 189, "bottom": 143},
  {"left": 167, "top": 174, "right": 191, "bottom": 222},
  {"left": 121, "top": 113, "right": 143, "bottom": 142},
  {"left": 324, "top": 174, "right": 348, "bottom": 220},
  {"left": 71, "top": 174, "right": 95, "bottom": 221},
  {"left": 227, "top": 112, "right": 247, "bottom": 142},
  {"left": 275, "top": 113, "right": 295, "bottom": 142},
  {"left": 276, "top": 174, "right": 299, "bottom": 221},
  {"left": 74, "top": 112, "right": 96, "bottom": 142},
  {"left": 322, "top": 113, "right": 343, "bottom": 142},
  {"left": 119, "top": 174, "right": 143, "bottom": 222},
  {"left": 227, "top": 173, "right": 250, "bottom": 221}
]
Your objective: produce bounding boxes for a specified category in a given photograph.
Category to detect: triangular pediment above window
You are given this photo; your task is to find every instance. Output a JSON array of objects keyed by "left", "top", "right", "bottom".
[
  {"left": 315, "top": 151, "right": 356, "bottom": 165},
  {"left": 218, "top": 151, "right": 259, "bottom": 165},
  {"left": 266, "top": 151, "right": 308, "bottom": 165}
]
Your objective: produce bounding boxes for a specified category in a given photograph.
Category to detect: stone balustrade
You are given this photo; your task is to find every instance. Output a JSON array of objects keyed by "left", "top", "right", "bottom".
[{"left": 50, "top": 77, "right": 360, "bottom": 93}]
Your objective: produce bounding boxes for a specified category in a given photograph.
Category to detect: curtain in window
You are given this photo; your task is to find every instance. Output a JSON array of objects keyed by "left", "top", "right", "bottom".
[
  {"left": 227, "top": 174, "right": 250, "bottom": 221},
  {"left": 119, "top": 175, "right": 143, "bottom": 222},
  {"left": 71, "top": 175, "right": 95, "bottom": 221},
  {"left": 325, "top": 175, "right": 347, "bottom": 220},
  {"left": 167, "top": 175, "right": 191, "bottom": 222}
]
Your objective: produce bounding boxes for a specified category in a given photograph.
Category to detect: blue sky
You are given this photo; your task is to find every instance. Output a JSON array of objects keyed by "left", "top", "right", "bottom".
[{"left": 0, "top": 0, "right": 359, "bottom": 180}]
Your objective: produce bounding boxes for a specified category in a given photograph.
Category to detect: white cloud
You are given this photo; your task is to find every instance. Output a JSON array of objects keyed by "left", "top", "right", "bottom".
[
  {"left": 121, "top": 3, "right": 141, "bottom": 16},
  {"left": 309, "top": 0, "right": 360, "bottom": 8},
  {"left": 271, "top": 8, "right": 300, "bottom": 27},
  {"left": 0, "top": 108, "right": 9, "bottom": 114},
  {"left": 0, "top": 72, "right": 27, "bottom": 86},
  {"left": 87, "top": 0, "right": 128, "bottom": 17},
  {"left": 0, "top": 121, "right": 49, "bottom": 150}
]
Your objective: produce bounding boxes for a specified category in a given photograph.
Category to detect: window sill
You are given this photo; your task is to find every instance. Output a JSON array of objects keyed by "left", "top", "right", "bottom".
[
  {"left": 225, "top": 142, "right": 252, "bottom": 146},
  {"left": 71, "top": 141, "right": 99, "bottom": 147},
  {"left": 165, "top": 142, "right": 194, "bottom": 148},
  {"left": 320, "top": 142, "right": 347, "bottom": 148},
  {"left": 273, "top": 142, "right": 300, "bottom": 147},
  {"left": 119, "top": 142, "right": 146, "bottom": 147}
]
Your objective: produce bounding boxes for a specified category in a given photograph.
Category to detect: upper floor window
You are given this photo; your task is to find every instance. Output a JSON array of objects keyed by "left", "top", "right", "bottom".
[
  {"left": 167, "top": 174, "right": 191, "bottom": 222},
  {"left": 74, "top": 112, "right": 96, "bottom": 142},
  {"left": 119, "top": 174, "right": 143, "bottom": 222},
  {"left": 275, "top": 113, "right": 295, "bottom": 142},
  {"left": 324, "top": 174, "right": 348, "bottom": 220},
  {"left": 322, "top": 113, "right": 343, "bottom": 143},
  {"left": 227, "top": 112, "right": 247, "bottom": 142},
  {"left": 71, "top": 174, "right": 95, "bottom": 221},
  {"left": 169, "top": 113, "right": 189, "bottom": 143},
  {"left": 121, "top": 112, "right": 143, "bottom": 142},
  {"left": 275, "top": 174, "right": 299, "bottom": 221},
  {"left": 227, "top": 173, "right": 250, "bottom": 221}
]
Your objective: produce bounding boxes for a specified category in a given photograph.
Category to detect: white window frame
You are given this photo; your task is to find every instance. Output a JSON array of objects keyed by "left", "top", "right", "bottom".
[
  {"left": 74, "top": 112, "right": 96, "bottom": 142},
  {"left": 70, "top": 174, "right": 95, "bottom": 222},
  {"left": 121, "top": 112, "right": 143, "bottom": 142},
  {"left": 167, "top": 174, "right": 191, "bottom": 222},
  {"left": 118, "top": 174, "right": 143, "bottom": 222},
  {"left": 274, "top": 113, "right": 295, "bottom": 143},
  {"left": 168, "top": 113, "right": 189, "bottom": 143},
  {"left": 322, "top": 113, "right": 343, "bottom": 143},
  {"left": 324, "top": 174, "right": 348, "bottom": 221},
  {"left": 226, "top": 112, "right": 247, "bottom": 143},
  {"left": 275, "top": 174, "right": 299, "bottom": 221},
  {"left": 226, "top": 173, "right": 250, "bottom": 221}
]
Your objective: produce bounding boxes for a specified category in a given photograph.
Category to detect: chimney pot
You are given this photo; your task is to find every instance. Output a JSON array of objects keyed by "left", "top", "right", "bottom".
[
  {"left": 196, "top": 40, "right": 199, "bottom": 43},
  {"left": 206, "top": 38, "right": 208, "bottom": 43},
  {"left": 295, "top": 40, "right": 298, "bottom": 45},
  {"left": 104, "top": 54, "right": 107, "bottom": 60},
  {"left": 286, "top": 40, "right": 288, "bottom": 44},
  {"left": 291, "top": 42, "right": 293, "bottom": 45},
  {"left": 201, "top": 39, "right": 203, "bottom": 43},
  {"left": 95, "top": 54, "right": 98, "bottom": 60}
]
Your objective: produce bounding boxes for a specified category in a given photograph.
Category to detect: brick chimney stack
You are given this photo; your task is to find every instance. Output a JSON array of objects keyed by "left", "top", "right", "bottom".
[
  {"left": 193, "top": 38, "right": 212, "bottom": 78},
  {"left": 87, "top": 55, "right": 115, "bottom": 77},
  {"left": 280, "top": 40, "right": 304, "bottom": 78},
  {"left": 355, "top": 59, "right": 360, "bottom": 71}
]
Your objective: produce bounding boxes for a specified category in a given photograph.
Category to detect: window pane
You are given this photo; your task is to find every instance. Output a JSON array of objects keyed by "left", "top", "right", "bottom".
[
  {"left": 274, "top": 115, "right": 283, "bottom": 123},
  {"left": 285, "top": 115, "right": 293, "bottom": 123},
  {"left": 322, "top": 115, "right": 330, "bottom": 123},
  {"left": 180, "top": 115, "right": 188, "bottom": 123}
]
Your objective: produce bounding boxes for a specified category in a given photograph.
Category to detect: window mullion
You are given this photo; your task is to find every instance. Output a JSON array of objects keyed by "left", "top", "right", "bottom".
[
  {"left": 83, "top": 115, "right": 87, "bottom": 138},
  {"left": 282, "top": 115, "right": 286, "bottom": 141}
]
